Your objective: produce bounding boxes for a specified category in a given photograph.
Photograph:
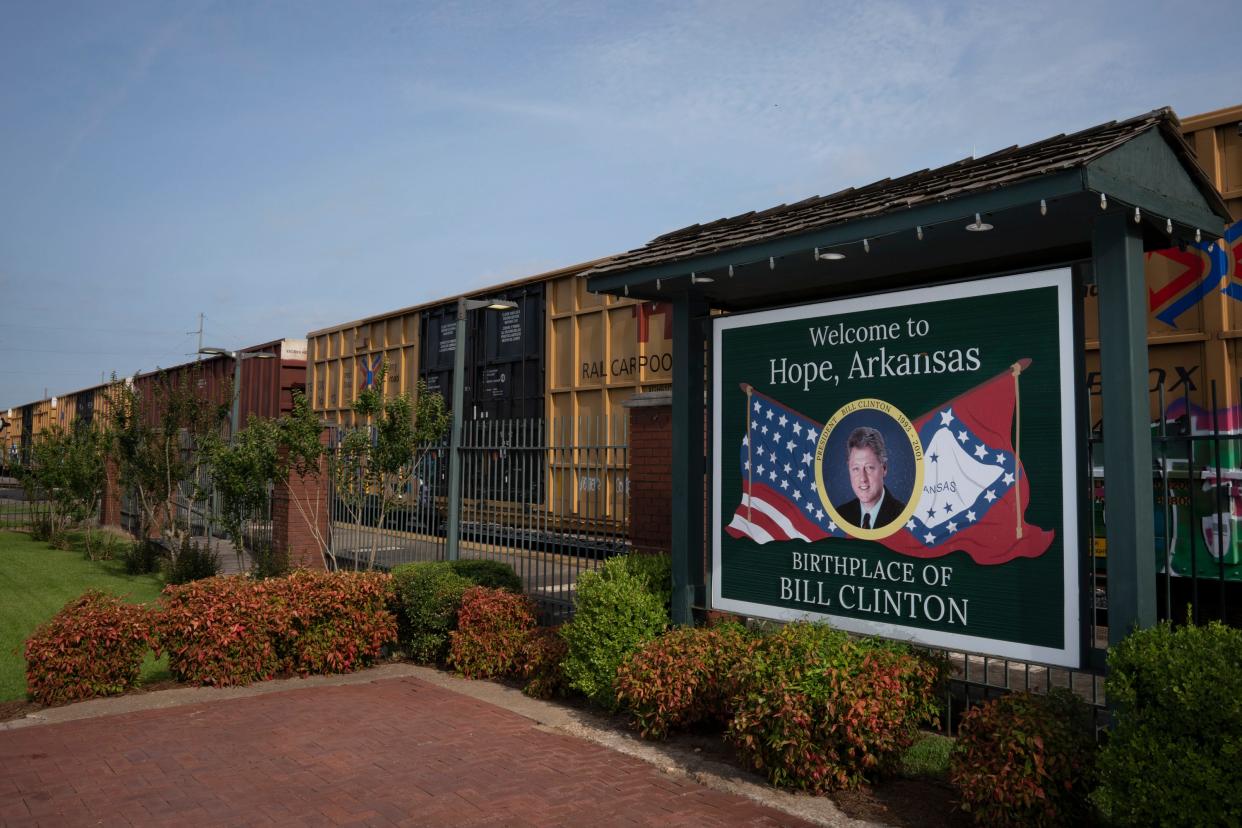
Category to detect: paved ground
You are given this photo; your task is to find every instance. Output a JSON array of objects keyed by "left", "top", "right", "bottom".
[{"left": 0, "top": 671, "right": 829, "bottom": 827}]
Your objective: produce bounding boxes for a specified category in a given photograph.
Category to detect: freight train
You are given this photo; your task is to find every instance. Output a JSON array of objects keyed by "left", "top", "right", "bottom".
[{"left": 3, "top": 104, "right": 1240, "bottom": 582}]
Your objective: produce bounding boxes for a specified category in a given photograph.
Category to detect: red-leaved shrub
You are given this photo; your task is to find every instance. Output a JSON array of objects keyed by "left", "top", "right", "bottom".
[
  {"left": 156, "top": 572, "right": 399, "bottom": 687},
  {"left": 950, "top": 689, "right": 1097, "bottom": 827},
  {"left": 448, "top": 586, "right": 538, "bottom": 679},
  {"left": 24, "top": 590, "right": 151, "bottom": 705},
  {"left": 270, "top": 570, "right": 397, "bottom": 675},
  {"left": 155, "top": 576, "right": 287, "bottom": 686},
  {"left": 727, "top": 623, "right": 944, "bottom": 792},
  {"left": 615, "top": 621, "right": 754, "bottom": 739},
  {"left": 518, "top": 626, "right": 568, "bottom": 699}
]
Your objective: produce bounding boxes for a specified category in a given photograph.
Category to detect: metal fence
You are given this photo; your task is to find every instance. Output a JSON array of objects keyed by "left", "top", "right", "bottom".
[
  {"left": 328, "top": 416, "right": 629, "bottom": 623},
  {"left": 935, "top": 378, "right": 1242, "bottom": 731},
  {"left": 120, "top": 471, "right": 272, "bottom": 575}
]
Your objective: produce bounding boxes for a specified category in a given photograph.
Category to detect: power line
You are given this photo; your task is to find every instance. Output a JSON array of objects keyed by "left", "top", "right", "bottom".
[{"left": 0, "top": 322, "right": 186, "bottom": 336}]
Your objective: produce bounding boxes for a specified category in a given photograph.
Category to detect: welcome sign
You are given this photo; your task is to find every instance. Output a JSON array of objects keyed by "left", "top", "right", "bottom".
[{"left": 710, "top": 269, "right": 1081, "bottom": 667}]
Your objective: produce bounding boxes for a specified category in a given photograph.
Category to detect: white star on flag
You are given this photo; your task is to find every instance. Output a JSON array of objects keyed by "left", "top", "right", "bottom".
[
  {"left": 778, "top": 414, "right": 788, "bottom": 427},
  {"left": 753, "top": 400, "right": 761, "bottom": 412},
  {"left": 792, "top": 422, "right": 802, "bottom": 435},
  {"left": 766, "top": 408, "right": 774, "bottom": 420},
  {"left": 957, "top": 430, "right": 969, "bottom": 443},
  {"left": 1003, "top": 472, "right": 1015, "bottom": 485},
  {"left": 974, "top": 444, "right": 988, "bottom": 458},
  {"left": 947, "top": 521, "right": 958, "bottom": 532},
  {"left": 923, "top": 532, "right": 935, "bottom": 543},
  {"left": 939, "top": 408, "right": 954, "bottom": 426},
  {"left": 806, "top": 427, "right": 818, "bottom": 442},
  {"left": 984, "top": 489, "right": 997, "bottom": 503}
]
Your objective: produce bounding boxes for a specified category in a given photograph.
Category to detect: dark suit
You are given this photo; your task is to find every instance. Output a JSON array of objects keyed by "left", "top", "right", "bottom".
[{"left": 838, "top": 487, "right": 906, "bottom": 530}]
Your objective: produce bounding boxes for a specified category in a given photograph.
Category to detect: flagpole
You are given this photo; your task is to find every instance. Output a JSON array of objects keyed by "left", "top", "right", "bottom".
[
  {"left": 1012, "top": 362, "right": 1023, "bottom": 540},
  {"left": 744, "top": 385, "right": 754, "bottom": 524}
]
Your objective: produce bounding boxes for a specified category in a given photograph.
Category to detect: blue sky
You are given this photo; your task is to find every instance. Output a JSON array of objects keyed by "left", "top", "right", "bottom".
[{"left": 0, "top": 0, "right": 1236, "bottom": 405}]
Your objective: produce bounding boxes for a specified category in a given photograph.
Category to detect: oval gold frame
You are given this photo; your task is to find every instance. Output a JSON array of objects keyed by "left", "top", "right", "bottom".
[{"left": 814, "top": 398, "right": 924, "bottom": 541}]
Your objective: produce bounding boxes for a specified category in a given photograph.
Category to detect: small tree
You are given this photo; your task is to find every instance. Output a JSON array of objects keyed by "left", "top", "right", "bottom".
[
  {"left": 106, "top": 371, "right": 228, "bottom": 559},
  {"left": 205, "top": 389, "right": 335, "bottom": 573},
  {"left": 331, "top": 366, "right": 448, "bottom": 570},
  {"left": 203, "top": 417, "right": 280, "bottom": 573},
  {"left": 18, "top": 423, "right": 109, "bottom": 554}
]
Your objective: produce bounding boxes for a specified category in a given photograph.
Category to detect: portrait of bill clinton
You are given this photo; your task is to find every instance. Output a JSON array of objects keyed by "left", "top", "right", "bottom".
[{"left": 837, "top": 426, "right": 907, "bottom": 530}]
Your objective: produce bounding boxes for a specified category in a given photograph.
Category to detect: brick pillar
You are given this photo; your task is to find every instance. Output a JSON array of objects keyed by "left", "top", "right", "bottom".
[
  {"left": 101, "top": 459, "right": 122, "bottom": 528},
  {"left": 271, "top": 444, "right": 330, "bottom": 570},
  {"left": 624, "top": 391, "right": 673, "bottom": 554}
]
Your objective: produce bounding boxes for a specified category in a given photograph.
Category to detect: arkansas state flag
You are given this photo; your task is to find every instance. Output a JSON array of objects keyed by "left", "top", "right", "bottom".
[{"left": 725, "top": 360, "right": 1055, "bottom": 565}]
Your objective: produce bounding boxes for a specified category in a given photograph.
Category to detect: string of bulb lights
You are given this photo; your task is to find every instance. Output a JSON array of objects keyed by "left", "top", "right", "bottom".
[{"left": 614, "top": 192, "right": 1226, "bottom": 296}]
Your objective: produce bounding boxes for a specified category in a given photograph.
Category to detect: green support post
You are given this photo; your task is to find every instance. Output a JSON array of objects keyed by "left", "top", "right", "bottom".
[
  {"left": 671, "top": 294, "right": 707, "bottom": 626},
  {"left": 445, "top": 299, "right": 467, "bottom": 561},
  {"left": 1094, "top": 210, "right": 1156, "bottom": 646}
]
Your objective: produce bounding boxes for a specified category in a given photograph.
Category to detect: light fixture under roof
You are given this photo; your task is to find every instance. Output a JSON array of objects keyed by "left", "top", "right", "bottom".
[
  {"left": 965, "top": 213, "right": 993, "bottom": 232},
  {"left": 814, "top": 247, "right": 846, "bottom": 261},
  {"left": 690, "top": 273, "right": 714, "bottom": 284}
]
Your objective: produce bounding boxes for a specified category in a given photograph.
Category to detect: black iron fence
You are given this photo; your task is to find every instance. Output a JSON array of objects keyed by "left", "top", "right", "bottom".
[{"left": 327, "top": 416, "right": 629, "bottom": 623}]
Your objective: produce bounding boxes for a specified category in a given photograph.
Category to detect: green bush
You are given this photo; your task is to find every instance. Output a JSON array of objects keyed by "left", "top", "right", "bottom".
[
  {"left": 519, "top": 626, "right": 568, "bottom": 699},
  {"left": 614, "top": 621, "right": 754, "bottom": 739},
  {"left": 617, "top": 552, "right": 672, "bottom": 607},
  {"left": 165, "top": 535, "right": 220, "bottom": 585},
  {"left": 391, "top": 562, "right": 473, "bottom": 663},
  {"left": 448, "top": 587, "right": 538, "bottom": 679},
  {"left": 250, "top": 540, "right": 290, "bottom": 580},
  {"left": 1095, "top": 620, "right": 1242, "bottom": 827},
  {"left": 727, "top": 622, "right": 944, "bottom": 792},
  {"left": 123, "top": 540, "right": 162, "bottom": 575},
  {"left": 25, "top": 591, "right": 152, "bottom": 705},
  {"left": 561, "top": 554, "right": 670, "bottom": 710},
  {"left": 950, "top": 689, "right": 1097, "bottom": 827},
  {"left": 447, "top": 559, "right": 522, "bottom": 593}
]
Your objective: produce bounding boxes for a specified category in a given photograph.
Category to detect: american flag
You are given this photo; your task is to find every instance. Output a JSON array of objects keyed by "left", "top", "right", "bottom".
[{"left": 725, "top": 391, "right": 844, "bottom": 544}]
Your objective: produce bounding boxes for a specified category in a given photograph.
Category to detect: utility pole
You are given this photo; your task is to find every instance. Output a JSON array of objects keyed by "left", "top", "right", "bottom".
[{"left": 189, "top": 313, "right": 204, "bottom": 360}]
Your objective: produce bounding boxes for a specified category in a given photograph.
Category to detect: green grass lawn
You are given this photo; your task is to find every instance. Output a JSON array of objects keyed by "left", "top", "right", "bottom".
[{"left": 0, "top": 530, "right": 169, "bottom": 702}]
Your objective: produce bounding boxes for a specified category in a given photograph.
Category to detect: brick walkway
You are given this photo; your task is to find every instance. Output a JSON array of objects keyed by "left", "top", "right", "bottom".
[{"left": 0, "top": 676, "right": 816, "bottom": 827}]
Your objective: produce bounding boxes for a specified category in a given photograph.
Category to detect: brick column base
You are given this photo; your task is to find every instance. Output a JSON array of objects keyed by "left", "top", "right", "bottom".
[
  {"left": 624, "top": 392, "right": 673, "bottom": 555},
  {"left": 272, "top": 445, "right": 330, "bottom": 571}
]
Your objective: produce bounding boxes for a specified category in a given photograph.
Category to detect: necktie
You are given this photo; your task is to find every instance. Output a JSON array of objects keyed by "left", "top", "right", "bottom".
[{"left": 862, "top": 513, "right": 871, "bottom": 530}]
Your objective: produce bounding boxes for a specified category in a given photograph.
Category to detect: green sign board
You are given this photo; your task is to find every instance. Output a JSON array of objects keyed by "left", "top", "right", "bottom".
[{"left": 711, "top": 269, "right": 1081, "bottom": 667}]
